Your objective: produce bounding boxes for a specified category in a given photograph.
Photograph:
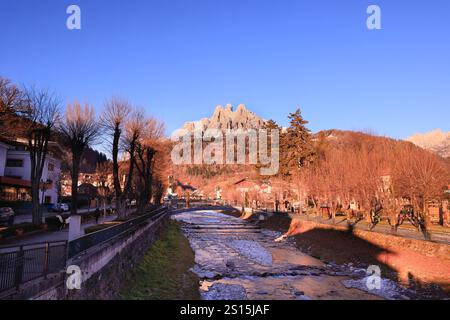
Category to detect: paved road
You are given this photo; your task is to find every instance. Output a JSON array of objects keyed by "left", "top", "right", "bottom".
[
  {"left": 0, "top": 213, "right": 117, "bottom": 248},
  {"left": 13, "top": 206, "right": 112, "bottom": 225}
]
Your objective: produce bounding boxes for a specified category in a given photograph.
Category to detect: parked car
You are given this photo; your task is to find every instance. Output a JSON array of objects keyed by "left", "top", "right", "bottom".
[
  {"left": 0, "top": 207, "right": 15, "bottom": 227},
  {"left": 49, "top": 203, "right": 70, "bottom": 213}
]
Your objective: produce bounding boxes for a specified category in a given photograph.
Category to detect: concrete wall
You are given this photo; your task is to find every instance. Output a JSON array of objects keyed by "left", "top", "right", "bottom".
[{"left": 2, "top": 211, "right": 168, "bottom": 300}]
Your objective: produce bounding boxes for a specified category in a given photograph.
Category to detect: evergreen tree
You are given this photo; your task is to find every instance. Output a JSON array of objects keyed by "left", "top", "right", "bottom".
[
  {"left": 280, "top": 108, "right": 315, "bottom": 176},
  {"left": 254, "top": 119, "right": 281, "bottom": 174},
  {"left": 263, "top": 119, "right": 281, "bottom": 131}
]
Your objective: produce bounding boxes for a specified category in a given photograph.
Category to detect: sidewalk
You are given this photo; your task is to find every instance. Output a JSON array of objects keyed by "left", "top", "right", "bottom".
[
  {"left": 13, "top": 206, "right": 112, "bottom": 225},
  {"left": 0, "top": 213, "right": 118, "bottom": 248}
]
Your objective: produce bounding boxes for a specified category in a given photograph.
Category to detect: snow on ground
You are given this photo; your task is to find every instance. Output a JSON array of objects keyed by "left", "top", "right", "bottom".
[
  {"left": 342, "top": 277, "right": 412, "bottom": 300},
  {"left": 172, "top": 209, "right": 418, "bottom": 300},
  {"left": 227, "top": 240, "right": 273, "bottom": 267},
  {"left": 201, "top": 282, "right": 247, "bottom": 300}
]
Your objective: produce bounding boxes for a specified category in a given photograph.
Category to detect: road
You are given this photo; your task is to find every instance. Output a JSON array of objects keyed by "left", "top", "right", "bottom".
[
  {"left": 13, "top": 206, "right": 112, "bottom": 225},
  {"left": 0, "top": 212, "right": 117, "bottom": 248},
  {"left": 171, "top": 209, "right": 425, "bottom": 300}
]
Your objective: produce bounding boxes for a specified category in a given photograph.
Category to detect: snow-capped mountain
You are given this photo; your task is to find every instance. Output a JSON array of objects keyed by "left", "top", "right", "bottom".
[{"left": 407, "top": 129, "right": 450, "bottom": 158}]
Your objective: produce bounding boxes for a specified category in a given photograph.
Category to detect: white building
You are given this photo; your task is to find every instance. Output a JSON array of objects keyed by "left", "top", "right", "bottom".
[
  {"left": 0, "top": 141, "right": 8, "bottom": 177},
  {"left": 0, "top": 140, "right": 62, "bottom": 204}
]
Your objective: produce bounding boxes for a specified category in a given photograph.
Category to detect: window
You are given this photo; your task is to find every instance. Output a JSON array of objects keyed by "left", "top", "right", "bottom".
[
  {"left": 0, "top": 186, "right": 31, "bottom": 201},
  {"left": 0, "top": 186, "right": 17, "bottom": 201},
  {"left": 48, "top": 163, "right": 55, "bottom": 171},
  {"left": 6, "top": 159, "right": 23, "bottom": 167}
]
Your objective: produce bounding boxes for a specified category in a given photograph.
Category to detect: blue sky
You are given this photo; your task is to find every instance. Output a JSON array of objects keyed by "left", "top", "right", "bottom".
[{"left": 0, "top": 0, "right": 449, "bottom": 139}]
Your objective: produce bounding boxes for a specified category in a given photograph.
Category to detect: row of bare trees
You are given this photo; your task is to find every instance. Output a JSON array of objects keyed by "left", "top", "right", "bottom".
[
  {"left": 299, "top": 132, "right": 449, "bottom": 222},
  {"left": 265, "top": 108, "right": 449, "bottom": 226},
  {"left": 1, "top": 77, "right": 168, "bottom": 225},
  {"left": 101, "top": 97, "right": 167, "bottom": 218}
]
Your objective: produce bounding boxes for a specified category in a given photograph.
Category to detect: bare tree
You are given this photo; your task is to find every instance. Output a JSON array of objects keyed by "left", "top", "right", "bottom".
[
  {"left": 0, "top": 77, "right": 22, "bottom": 138},
  {"left": 116, "top": 110, "right": 145, "bottom": 217},
  {"left": 58, "top": 102, "right": 101, "bottom": 216},
  {"left": 392, "top": 143, "right": 449, "bottom": 226},
  {"left": 100, "top": 97, "right": 131, "bottom": 217},
  {"left": 133, "top": 118, "right": 165, "bottom": 212},
  {"left": 21, "top": 86, "right": 60, "bottom": 225},
  {"left": 95, "top": 161, "right": 112, "bottom": 216}
]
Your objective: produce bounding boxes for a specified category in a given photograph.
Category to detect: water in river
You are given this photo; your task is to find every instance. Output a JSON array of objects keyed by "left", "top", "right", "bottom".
[{"left": 171, "top": 210, "right": 415, "bottom": 300}]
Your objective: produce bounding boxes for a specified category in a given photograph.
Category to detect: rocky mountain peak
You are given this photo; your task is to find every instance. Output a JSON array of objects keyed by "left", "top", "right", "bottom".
[
  {"left": 182, "top": 104, "right": 265, "bottom": 132},
  {"left": 406, "top": 129, "right": 450, "bottom": 158}
]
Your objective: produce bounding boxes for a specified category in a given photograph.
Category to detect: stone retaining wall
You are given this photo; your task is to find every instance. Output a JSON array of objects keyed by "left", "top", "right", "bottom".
[
  {"left": 287, "top": 218, "right": 450, "bottom": 288},
  {"left": 288, "top": 218, "right": 450, "bottom": 261},
  {"left": 2, "top": 212, "right": 169, "bottom": 300}
]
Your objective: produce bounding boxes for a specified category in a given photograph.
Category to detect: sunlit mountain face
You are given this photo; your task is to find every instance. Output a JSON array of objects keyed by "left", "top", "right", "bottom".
[{"left": 407, "top": 129, "right": 450, "bottom": 158}]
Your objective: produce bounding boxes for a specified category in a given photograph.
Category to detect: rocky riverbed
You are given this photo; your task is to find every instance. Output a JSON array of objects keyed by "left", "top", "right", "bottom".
[{"left": 171, "top": 210, "right": 418, "bottom": 300}]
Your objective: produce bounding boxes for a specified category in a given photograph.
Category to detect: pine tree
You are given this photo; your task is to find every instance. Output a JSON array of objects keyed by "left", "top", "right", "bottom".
[
  {"left": 280, "top": 109, "right": 315, "bottom": 176},
  {"left": 254, "top": 119, "right": 281, "bottom": 174},
  {"left": 263, "top": 119, "right": 281, "bottom": 131}
]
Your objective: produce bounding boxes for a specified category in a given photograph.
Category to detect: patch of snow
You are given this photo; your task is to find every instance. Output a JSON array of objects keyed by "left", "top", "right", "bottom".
[
  {"left": 227, "top": 240, "right": 273, "bottom": 266},
  {"left": 202, "top": 283, "right": 247, "bottom": 300},
  {"left": 274, "top": 235, "right": 288, "bottom": 242},
  {"left": 342, "top": 277, "right": 411, "bottom": 300}
]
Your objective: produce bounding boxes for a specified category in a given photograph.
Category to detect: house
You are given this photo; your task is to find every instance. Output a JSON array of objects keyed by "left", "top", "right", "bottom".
[
  {"left": 0, "top": 139, "right": 62, "bottom": 204},
  {"left": 60, "top": 171, "right": 114, "bottom": 197},
  {"left": 234, "top": 178, "right": 260, "bottom": 194},
  {"left": 233, "top": 178, "right": 272, "bottom": 195}
]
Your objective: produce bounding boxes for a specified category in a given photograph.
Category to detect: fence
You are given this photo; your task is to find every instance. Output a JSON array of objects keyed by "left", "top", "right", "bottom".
[
  {"left": 68, "top": 206, "right": 168, "bottom": 259},
  {"left": 0, "top": 206, "right": 168, "bottom": 294},
  {"left": 0, "top": 241, "right": 67, "bottom": 293}
]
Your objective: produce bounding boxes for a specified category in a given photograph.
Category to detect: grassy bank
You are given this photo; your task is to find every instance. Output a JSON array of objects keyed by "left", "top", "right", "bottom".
[{"left": 120, "top": 220, "right": 200, "bottom": 300}]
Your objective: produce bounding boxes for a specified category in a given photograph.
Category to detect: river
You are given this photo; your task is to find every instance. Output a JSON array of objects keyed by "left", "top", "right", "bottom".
[{"left": 171, "top": 210, "right": 417, "bottom": 300}]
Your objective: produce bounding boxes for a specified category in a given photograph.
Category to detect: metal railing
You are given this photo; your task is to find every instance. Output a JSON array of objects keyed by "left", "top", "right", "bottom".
[
  {"left": 0, "top": 241, "right": 67, "bottom": 293},
  {"left": 68, "top": 206, "right": 168, "bottom": 259},
  {"left": 0, "top": 206, "right": 168, "bottom": 293}
]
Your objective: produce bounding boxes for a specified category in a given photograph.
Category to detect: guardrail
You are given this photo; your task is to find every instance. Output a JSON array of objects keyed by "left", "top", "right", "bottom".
[
  {"left": 0, "top": 241, "right": 67, "bottom": 293},
  {"left": 67, "top": 206, "right": 168, "bottom": 259}
]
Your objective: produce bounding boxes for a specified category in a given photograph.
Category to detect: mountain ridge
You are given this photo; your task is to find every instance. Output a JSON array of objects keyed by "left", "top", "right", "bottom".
[
  {"left": 181, "top": 104, "right": 265, "bottom": 132},
  {"left": 406, "top": 129, "right": 450, "bottom": 158}
]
